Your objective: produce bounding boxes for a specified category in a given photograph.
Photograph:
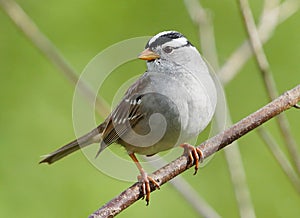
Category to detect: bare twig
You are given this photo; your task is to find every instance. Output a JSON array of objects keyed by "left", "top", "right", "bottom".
[
  {"left": 257, "top": 128, "right": 300, "bottom": 193},
  {"left": 89, "top": 85, "right": 300, "bottom": 217},
  {"left": 224, "top": 145, "right": 256, "bottom": 218},
  {"left": 238, "top": 0, "right": 277, "bottom": 99},
  {"left": 219, "top": 0, "right": 299, "bottom": 84},
  {"left": 276, "top": 113, "right": 300, "bottom": 174},
  {"left": 185, "top": 1, "right": 256, "bottom": 217},
  {"left": 238, "top": 0, "right": 300, "bottom": 175},
  {"left": 0, "top": 0, "right": 110, "bottom": 117}
]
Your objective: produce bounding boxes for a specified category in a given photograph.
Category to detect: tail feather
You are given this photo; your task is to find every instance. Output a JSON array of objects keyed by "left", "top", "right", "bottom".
[{"left": 39, "top": 125, "right": 104, "bottom": 164}]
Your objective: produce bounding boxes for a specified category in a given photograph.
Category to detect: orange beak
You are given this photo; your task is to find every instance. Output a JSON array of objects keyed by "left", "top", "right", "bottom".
[{"left": 138, "top": 48, "right": 160, "bottom": 61}]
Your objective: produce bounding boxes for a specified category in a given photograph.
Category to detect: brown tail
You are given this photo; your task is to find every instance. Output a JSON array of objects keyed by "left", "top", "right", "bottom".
[{"left": 39, "top": 125, "right": 104, "bottom": 164}]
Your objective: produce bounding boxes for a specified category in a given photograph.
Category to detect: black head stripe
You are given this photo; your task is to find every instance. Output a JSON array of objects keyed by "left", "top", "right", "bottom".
[
  {"left": 146, "top": 31, "right": 191, "bottom": 49},
  {"left": 162, "top": 31, "right": 184, "bottom": 40}
]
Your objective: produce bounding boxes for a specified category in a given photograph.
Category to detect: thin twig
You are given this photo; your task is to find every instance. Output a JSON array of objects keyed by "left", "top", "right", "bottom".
[
  {"left": 238, "top": 0, "right": 277, "bottom": 99},
  {"left": 257, "top": 128, "right": 300, "bottom": 194},
  {"left": 219, "top": 0, "right": 299, "bottom": 84},
  {"left": 224, "top": 146, "right": 256, "bottom": 218},
  {"left": 238, "top": 0, "right": 300, "bottom": 175},
  {"left": 90, "top": 85, "right": 300, "bottom": 217},
  {"left": 0, "top": 0, "right": 110, "bottom": 117},
  {"left": 184, "top": 1, "right": 256, "bottom": 217}
]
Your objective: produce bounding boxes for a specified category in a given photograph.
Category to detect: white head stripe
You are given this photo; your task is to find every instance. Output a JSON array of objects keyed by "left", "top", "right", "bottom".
[
  {"left": 163, "top": 37, "right": 189, "bottom": 48},
  {"left": 148, "top": 30, "right": 179, "bottom": 46}
]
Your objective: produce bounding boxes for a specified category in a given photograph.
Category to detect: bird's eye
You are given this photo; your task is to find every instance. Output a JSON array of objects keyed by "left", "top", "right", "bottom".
[{"left": 163, "top": 46, "right": 173, "bottom": 53}]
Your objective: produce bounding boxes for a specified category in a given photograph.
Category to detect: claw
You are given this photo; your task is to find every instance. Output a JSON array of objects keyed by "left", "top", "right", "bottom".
[
  {"left": 137, "top": 171, "right": 160, "bottom": 205},
  {"left": 181, "top": 143, "right": 204, "bottom": 175}
]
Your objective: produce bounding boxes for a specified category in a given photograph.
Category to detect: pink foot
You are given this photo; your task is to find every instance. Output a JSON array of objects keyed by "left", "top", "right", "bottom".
[
  {"left": 137, "top": 171, "right": 160, "bottom": 205},
  {"left": 181, "top": 143, "right": 204, "bottom": 175}
]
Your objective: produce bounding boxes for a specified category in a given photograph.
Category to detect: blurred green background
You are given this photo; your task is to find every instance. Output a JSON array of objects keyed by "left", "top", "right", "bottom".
[{"left": 1, "top": 0, "right": 300, "bottom": 217}]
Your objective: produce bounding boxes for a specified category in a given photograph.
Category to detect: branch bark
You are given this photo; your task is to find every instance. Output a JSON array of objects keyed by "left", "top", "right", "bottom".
[{"left": 89, "top": 84, "right": 300, "bottom": 218}]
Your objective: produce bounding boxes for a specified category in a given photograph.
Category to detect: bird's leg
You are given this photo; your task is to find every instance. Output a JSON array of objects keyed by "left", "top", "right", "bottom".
[
  {"left": 128, "top": 153, "right": 160, "bottom": 205},
  {"left": 180, "top": 143, "right": 204, "bottom": 175}
]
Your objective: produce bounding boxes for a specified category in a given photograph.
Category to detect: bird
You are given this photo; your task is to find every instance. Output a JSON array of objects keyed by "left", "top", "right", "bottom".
[{"left": 40, "top": 30, "right": 217, "bottom": 204}]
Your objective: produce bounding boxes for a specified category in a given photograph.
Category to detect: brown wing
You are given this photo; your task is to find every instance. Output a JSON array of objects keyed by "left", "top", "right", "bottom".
[
  {"left": 95, "top": 94, "right": 144, "bottom": 156},
  {"left": 96, "top": 74, "right": 149, "bottom": 156}
]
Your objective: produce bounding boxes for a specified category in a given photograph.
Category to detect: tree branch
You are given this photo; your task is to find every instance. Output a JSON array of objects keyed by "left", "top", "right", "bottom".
[{"left": 89, "top": 85, "right": 300, "bottom": 217}]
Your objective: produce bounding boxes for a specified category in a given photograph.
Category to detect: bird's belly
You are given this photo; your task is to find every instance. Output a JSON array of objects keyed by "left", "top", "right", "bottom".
[
  {"left": 118, "top": 72, "right": 216, "bottom": 156},
  {"left": 118, "top": 103, "right": 207, "bottom": 156}
]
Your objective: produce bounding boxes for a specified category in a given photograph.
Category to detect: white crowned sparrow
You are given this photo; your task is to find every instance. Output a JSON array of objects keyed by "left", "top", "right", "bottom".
[{"left": 40, "top": 30, "right": 217, "bottom": 204}]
